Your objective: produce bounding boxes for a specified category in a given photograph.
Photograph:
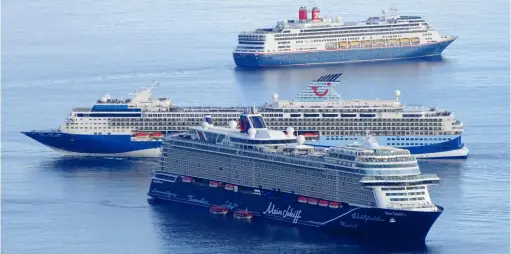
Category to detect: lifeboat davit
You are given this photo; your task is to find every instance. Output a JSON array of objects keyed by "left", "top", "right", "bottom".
[
  {"left": 318, "top": 200, "right": 329, "bottom": 207},
  {"left": 329, "top": 201, "right": 340, "bottom": 208},
  {"left": 209, "top": 205, "right": 229, "bottom": 215},
  {"left": 233, "top": 210, "right": 253, "bottom": 220},
  {"left": 181, "top": 176, "right": 192, "bottom": 183},
  {"left": 298, "top": 196, "right": 308, "bottom": 203},
  {"left": 225, "top": 184, "right": 234, "bottom": 191},
  {"left": 209, "top": 181, "right": 219, "bottom": 187},
  {"left": 308, "top": 198, "right": 318, "bottom": 205}
]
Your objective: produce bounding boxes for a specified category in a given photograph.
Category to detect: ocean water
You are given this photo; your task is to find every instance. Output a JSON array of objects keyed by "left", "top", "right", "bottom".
[{"left": 1, "top": 0, "right": 510, "bottom": 253}]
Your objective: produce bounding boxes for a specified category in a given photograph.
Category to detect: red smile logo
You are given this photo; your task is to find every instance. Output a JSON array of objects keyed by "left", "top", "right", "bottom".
[{"left": 311, "top": 82, "right": 331, "bottom": 97}]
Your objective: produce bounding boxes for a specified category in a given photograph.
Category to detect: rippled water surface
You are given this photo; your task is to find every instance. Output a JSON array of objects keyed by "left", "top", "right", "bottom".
[{"left": 2, "top": 0, "right": 510, "bottom": 253}]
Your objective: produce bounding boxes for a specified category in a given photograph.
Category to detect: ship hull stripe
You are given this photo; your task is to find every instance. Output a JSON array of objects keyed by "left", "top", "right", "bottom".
[{"left": 233, "top": 40, "right": 454, "bottom": 68}]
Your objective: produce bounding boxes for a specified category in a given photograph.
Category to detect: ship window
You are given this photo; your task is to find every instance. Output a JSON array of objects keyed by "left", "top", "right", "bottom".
[
  {"left": 216, "top": 135, "right": 225, "bottom": 143},
  {"left": 250, "top": 116, "right": 267, "bottom": 128}
]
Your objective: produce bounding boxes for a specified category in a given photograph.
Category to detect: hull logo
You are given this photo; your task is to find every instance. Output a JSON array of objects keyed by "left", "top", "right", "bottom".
[
  {"left": 151, "top": 188, "right": 175, "bottom": 198},
  {"left": 223, "top": 201, "right": 239, "bottom": 210},
  {"left": 339, "top": 221, "right": 358, "bottom": 228},
  {"left": 351, "top": 213, "right": 385, "bottom": 222},
  {"left": 187, "top": 195, "right": 209, "bottom": 205},
  {"left": 263, "top": 202, "right": 302, "bottom": 224},
  {"left": 385, "top": 211, "right": 406, "bottom": 217},
  {"left": 311, "top": 82, "right": 331, "bottom": 97}
]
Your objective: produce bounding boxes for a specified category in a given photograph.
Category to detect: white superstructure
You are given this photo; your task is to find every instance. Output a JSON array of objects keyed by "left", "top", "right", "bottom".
[{"left": 234, "top": 7, "right": 456, "bottom": 55}]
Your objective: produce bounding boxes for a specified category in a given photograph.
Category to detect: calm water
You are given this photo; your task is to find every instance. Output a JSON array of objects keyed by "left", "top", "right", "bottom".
[{"left": 2, "top": 0, "right": 510, "bottom": 253}]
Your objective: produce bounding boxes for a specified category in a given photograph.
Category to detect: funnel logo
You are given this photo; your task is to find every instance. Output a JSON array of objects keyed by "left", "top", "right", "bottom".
[
  {"left": 311, "top": 82, "right": 331, "bottom": 97},
  {"left": 239, "top": 115, "right": 250, "bottom": 133}
]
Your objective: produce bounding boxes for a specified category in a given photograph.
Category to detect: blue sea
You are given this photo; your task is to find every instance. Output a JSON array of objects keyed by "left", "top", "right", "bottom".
[{"left": 2, "top": 0, "right": 510, "bottom": 253}]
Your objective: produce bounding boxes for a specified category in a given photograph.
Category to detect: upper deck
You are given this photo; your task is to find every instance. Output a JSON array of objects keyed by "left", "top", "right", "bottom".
[
  {"left": 68, "top": 73, "right": 456, "bottom": 120},
  {"left": 239, "top": 7, "right": 429, "bottom": 37},
  {"left": 169, "top": 112, "right": 423, "bottom": 176}
]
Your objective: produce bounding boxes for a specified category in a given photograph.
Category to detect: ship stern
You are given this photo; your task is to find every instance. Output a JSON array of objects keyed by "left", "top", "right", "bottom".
[{"left": 233, "top": 52, "right": 262, "bottom": 68}]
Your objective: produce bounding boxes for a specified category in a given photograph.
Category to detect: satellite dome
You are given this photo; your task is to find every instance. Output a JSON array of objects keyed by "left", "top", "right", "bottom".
[
  {"left": 229, "top": 120, "right": 237, "bottom": 129},
  {"left": 286, "top": 127, "right": 295, "bottom": 137},
  {"left": 297, "top": 135, "right": 305, "bottom": 145},
  {"left": 248, "top": 128, "right": 257, "bottom": 138},
  {"left": 272, "top": 93, "right": 279, "bottom": 102},
  {"left": 99, "top": 96, "right": 107, "bottom": 103},
  {"left": 105, "top": 94, "right": 111, "bottom": 100},
  {"left": 394, "top": 89, "right": 401, "bottom": 97}
]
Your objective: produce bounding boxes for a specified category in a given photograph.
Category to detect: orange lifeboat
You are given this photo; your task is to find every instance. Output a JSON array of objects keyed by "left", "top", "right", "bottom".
[
  {"left": 234, "top": 210, "right": 253, "bottom": 220},
  {"left": 135, "top": 132, "right": 150, "bottom": 137},
  {"left": 318, "top": 200, "right": 329, "bottom": 207},
  {"left": 302, "top": 132, "right": 319, "bottom": 137},
  {"left": 308, "top": 198, "right": 318, "bottom": 205},
  {"left": 210, "top": 206, "right": 229, "bottom": 215},
  {"left": 329, "top": 201, "right": 340, "bottom": 208},
  {"left": 225, "top": 184, "right": 234, "bottom": 191},
  {"left": 209, "top": 181, "right": 219, "bottom": 188},
  {"left": 181, "top": 176, "right": 192, "bottom": 183},
  {"left": 151, "top": 132, "right": 164, "bottom": 138},
  {"left": 298, "top": 196, "right": 308, "bottom": 203}
]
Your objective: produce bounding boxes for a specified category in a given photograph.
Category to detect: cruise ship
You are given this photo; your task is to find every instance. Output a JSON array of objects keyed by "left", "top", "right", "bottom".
[
  {"left": 148, "top": 112, "right": 444, "bottom": 242},
  {"left": 233, "top": 7, "right": 457, "bottom": 67},
  {"left": 22, "top": 74, "right": 468, "bottom": 158}
]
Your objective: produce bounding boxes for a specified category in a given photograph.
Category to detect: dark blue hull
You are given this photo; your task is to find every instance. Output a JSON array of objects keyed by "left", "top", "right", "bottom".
[
  {"left": 148, "top": 174, "right": 443, "bottom": 242},
  {"left": 233, "top": 39, "right": 455, "bottom": 68}
]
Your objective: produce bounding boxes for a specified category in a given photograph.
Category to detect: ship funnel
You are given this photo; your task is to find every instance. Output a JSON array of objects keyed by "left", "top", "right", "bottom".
[
  {"left": 312, "top": 7, "right": 320, "bottom": 21},
  {"left": 239, "top": 115, "right": 252, "bottom": 134},
  {"left": 299, "top": 7, "right": 308, "bottom": 20}
]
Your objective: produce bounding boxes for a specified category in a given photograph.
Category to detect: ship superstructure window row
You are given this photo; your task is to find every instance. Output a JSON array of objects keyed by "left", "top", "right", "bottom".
[
  {"left": 274, "top": 30, "right": 428, "bottom": 41},
  {"left": 161, "top": 145, "right": 377, "bottom": 207},
  {"left": 165, "top": 139, "right": 421, "bottom": 177},
  {"left": 287, "top": 27, "right": 421, "bottom": 37},
  {"left": 237, "top": 41, "right": 265, "bottom": 45},
  {"left": 274, "top": 24, "right": 422, "bottom": 37}
]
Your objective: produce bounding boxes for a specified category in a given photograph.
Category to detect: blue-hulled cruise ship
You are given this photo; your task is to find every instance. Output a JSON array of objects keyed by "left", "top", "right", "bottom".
[
  {"left": 233, "top": 7, "right": 457, "bottom": 67},
  {"left": 148, "top": 112, "right": 444, "bottom": 242},
  {"left": 22, "top": 74, "right": 468, "bottom": 158}
]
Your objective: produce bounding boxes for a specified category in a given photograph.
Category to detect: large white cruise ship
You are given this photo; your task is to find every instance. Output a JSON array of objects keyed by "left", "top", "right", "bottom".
[
  {"left": 233, "top": 7, "right": 457, "bottom": 67},
  {"left": 23, "top": 73, "right": 468, "bottom": 158}
]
